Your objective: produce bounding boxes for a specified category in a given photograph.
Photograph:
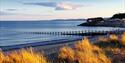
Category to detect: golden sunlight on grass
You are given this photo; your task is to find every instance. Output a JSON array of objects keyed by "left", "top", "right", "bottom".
[
  {"left": 95, "top": 33, "right": 125, "bottom": 63},
  {"left": 58, "top": 37, "right": 111, "bottom": 63},
  {"left": 75, "top": 37, "right": 93, "bottom": 51},
  {"left": 109, "top": 34, "right": 118, "bottom": 41},
  {"left": 58, "top": 46, "right": 75, "bottom": 61},
  {"left": 0, "top": 50, "right": 4, "bottom": 63},
  {"left": 0, "top": 49, "right": 48, "bottom": 63},
  {"left": 121, "top": 32, "right": 125, "bottom": 45},
  {"left": 97, "top": 32, "right": 125, "bottom": 46}
]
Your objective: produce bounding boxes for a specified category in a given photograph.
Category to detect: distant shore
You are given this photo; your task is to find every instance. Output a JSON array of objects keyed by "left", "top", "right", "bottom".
[{"left": 78, "top": 13, "right": 125, "bottom": 28}]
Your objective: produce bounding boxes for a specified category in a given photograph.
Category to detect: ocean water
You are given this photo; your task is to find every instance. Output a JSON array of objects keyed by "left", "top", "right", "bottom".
[{"left": 0, "top": 21, "right": 124, "bottom": 46}]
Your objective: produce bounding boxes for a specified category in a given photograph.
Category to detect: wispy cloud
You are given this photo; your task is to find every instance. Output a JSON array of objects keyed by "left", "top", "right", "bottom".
[
  {"left": 6, "top": 9, "right": 17, "bottom": 11},
  {"left": 24, "top": 2, "right": 56, "bottom": 7},
  {"left": 24, "top": 2, "right": 83, "bottom": 10},
  {"left": 56, "top": 2, "right": 83, "bottom": 10},
  {"left": 0, "top": 11, "right": 15, "bottom": 15},
  {"left": 0, "top": 9, "right": 18, "bottom": 15}
]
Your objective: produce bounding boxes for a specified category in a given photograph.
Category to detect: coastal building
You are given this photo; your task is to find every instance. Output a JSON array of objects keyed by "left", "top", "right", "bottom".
[{"left": 87, "top": 17, "right": 104, "bottom": 23}]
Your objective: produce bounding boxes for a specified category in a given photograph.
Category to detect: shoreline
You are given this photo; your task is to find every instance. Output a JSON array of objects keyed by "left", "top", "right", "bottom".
[
  {"left": 0, "top": 33, "right": 124, "bottom": 52},
  {"left": 0, "top": 35, "right": 103, "bottom": 56},
  {"left": 78, "top": 25, "right": 125, "bottom": 28},
  {"left": 0, "top": 37, "right": 83, "bottom": 52}
]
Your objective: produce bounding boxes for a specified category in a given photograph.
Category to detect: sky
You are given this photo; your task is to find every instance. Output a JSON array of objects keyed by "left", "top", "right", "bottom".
[{"left": 0, "top": 0, "right": 125, "bottom": 20}]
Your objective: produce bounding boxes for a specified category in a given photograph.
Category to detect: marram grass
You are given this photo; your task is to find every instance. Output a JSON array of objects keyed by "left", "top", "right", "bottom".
[
  {"left": 58, "top": 37, "right": 111, "bottom": 63},
  {"left": 121, "top": 32, "right": 125, "bottom": 45},
  {"left": 0, "top": 49, "right": 48, "bottom": 63}
]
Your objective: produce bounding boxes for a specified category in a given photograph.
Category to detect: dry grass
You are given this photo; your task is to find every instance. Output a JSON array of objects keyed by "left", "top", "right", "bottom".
[
  {"left": 0, "top": 50, "right": 4, "bottom": 63},
  {"left": 58, "top": 37, "right": 111, "bottom": 63},
  {"left": 121, "top": 32, "right": 125, "bottom": 45},
  {"left": 0, "top": 49, "right": 48, "bottom": 63},
  {"left": 58, "top": 46, "right": 75, "bottom": 61},
  {"left": 96, "top": 32, "right": 125, "bottom": 63},
  {"left": 97, "top": 32, "right": 125, "bottom": 47},
  {"left": 109, "top": 34, "right": 118, "bottom": 41},
  {"left": 97, "top": 36, "right": 108, "bottom": 42}
]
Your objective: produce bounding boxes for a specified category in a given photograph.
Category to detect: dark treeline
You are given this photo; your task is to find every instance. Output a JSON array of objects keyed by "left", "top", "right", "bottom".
[{"left": 111, "top": 13, "right": 125, "bottom": 19}]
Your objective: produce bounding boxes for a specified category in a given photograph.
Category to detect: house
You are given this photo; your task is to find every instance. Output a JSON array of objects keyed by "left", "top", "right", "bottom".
[{"left": 87, "top": 17, "right": 104, "bottom": 23}]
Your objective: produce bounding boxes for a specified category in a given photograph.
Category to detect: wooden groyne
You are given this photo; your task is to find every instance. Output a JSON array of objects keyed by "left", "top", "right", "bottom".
[{"left": 24, "top": 29, "right": 125, "bottom": 36}]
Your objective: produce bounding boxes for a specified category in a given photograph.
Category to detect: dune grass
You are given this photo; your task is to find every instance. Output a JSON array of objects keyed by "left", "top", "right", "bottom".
[
  {"left": 0, "top": 49, "right": 48, "bottom": 63},
  {"left": 58, "top": 37, "right": 111, "bottom": 63},
  {"left": 95, "top": 33, "right": 125, "bottom": 63},
  {"left": 121, "top": 32, "right": 125, "bottom": 45}
]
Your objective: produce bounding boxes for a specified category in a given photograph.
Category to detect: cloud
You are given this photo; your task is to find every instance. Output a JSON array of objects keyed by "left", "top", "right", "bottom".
[
  {"left": 6, "top": 9, "right": 17, "bottom": 11},
  {"left": 0, "top": 10, "right": 53, "bottom": 16},
  {"left": 56, "top": 3, "right": 82, "bottom": 10},
  {"left": 24, "top": 2, "right": 56, "bottom": 7},
  {"left": 24, "top": 2, "right": 83, "bottom": 10},
  {"left": 0, "top": 9, "right": 18, "bottom": 15},
  {"left": 0, "top": 11, "right": 15, "bottom": 15}
]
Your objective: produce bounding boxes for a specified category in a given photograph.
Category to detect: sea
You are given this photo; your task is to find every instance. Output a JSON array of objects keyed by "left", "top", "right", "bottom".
[{"left": 0, "top": 20, "right": 124, "bottom": 47}]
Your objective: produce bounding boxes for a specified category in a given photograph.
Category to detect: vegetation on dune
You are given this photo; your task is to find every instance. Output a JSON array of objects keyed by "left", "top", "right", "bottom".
[
  {"left": 0, "top": 50, "right": 4, "bottom": 63},
  {"left": 109, "top": 34, "right": 118, "bottom": 41},
  {"left": 58, "top": 46, "right": 75, "bottom": 62},
  {"left": 0, "top": 49, "right": 48, "bottom": 63},
  {"left": 58, "top": 37, "right": 111, "bottom": 63},
  {"left": 121, "top": 32, "right": 125, "bottom": 45},
  {"left": 96, "top": 33, "right": 125, "bottom": 48},
  {"left": 96, "top": 33, "right": 125, "bottom": 63}
]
